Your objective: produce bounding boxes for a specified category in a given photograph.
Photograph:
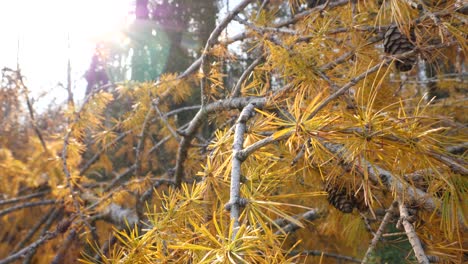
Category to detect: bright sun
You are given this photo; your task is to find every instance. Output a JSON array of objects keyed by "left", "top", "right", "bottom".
[{"left": 0, "top": 0, "right": 132, "bottom": 104}]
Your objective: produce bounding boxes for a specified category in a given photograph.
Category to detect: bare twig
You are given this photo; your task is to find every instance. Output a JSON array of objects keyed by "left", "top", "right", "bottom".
[
  {"left": 361, "top": 202, "right": 398, "bottom": 264},
  {"left": 398, "top": 201, "right": 430, "bottom": 264},
  {"left": 2, "top": 68, "right": 48, "bottom": 152}
]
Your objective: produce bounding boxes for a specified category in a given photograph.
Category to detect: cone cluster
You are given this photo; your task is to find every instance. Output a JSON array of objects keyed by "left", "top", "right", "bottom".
[{"left": 383, "top": 26, "right": 416, "bottom": 72}]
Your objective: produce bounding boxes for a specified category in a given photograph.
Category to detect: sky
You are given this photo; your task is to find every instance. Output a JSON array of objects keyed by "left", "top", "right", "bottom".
[
  {"left": 0, "top": 0, "right": 132, "bottom": 108},
  {"left": 0, "top": 0, "right": 242, "bottom": 110}
]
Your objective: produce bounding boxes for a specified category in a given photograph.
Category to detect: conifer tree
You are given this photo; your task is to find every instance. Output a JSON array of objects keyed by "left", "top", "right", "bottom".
[{"left": 0, "top": 1, "right": 467, "bottom": 263}]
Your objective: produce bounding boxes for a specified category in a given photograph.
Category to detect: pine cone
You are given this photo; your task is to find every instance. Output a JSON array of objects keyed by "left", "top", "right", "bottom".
[
  {"left": 383, "top": 26, "right": 416, "bottom": 72},
  {"left": 325, "top": 184, "right": 356, "bottom": 213}
]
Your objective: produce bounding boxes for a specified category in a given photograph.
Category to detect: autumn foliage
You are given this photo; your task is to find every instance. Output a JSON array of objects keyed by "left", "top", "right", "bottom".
[{"left": 0, "top": 0, "right": 467, "bottom": 263}]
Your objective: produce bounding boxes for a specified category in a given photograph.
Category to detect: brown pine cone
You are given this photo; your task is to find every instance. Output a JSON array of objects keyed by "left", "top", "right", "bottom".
[
  {"left": 325, "top": 184, "right": 356, "bottom": 213},
  {"left": 383, "top": 26, "right": 416, "bottom": 72}
]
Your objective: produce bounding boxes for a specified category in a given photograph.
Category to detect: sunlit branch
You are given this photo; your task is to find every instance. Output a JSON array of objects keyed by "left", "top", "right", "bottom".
[
  {"left": 61, "top": 82, "right": 116, "bottom": 221},
  {"left": 307, "top": 42, "right": 454, "bottom": 121},
  {"left": 361, "top": 202, "right": 398, "bottom": 264},
  {"left": 397, "top": 201, "right": 430, "bottom": 264}
]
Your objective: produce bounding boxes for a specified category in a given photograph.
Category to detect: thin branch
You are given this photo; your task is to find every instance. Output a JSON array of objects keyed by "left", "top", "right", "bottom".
[
  {"left": 3, "top": 68, "right": 48, "bottom": 152},
  {"left": 256, "top": 0, "right": 270, "bottom": 20},
  {"left": 79, "top": 130, "right": 132, "bottom": 175},
  {"left": 61, "top": 83, "right": 114, "bottom": 221},
  {"left": 22, "top": 207, "right": 61, "bottom": 264},
  {"left": 152, "top": 100, "right": 180, "bottom": 141},
  {"left": 12, "top": 207, "right": 56, "bottom": 252},
  {"left": 307, "top": 42, "right": 453, "bottom": 121},
  {"left": 446, "top": 142, "right": 468, "bottom": 155},
  {"left": 274, "top": 209, "right": 322, "bottom": 235},
  {"left": 237, "top": 133, "right": 289, "bottom": 160},
  {"left": 0, "top": 231, "right": 58, "bottom": 264},
  {"left": 134, "top": 106, "right": 154, "bottom": 175},
  {"left": 398, "top": 201, "right": 430, "bottom": 264},
  {"left": 427, "top": 151, "right": 467, "bottom": 176},
  {"left": 361, "top": 201, "right": 398, "bottom": 264},
  {"left": 164, "top": 105, "right": 201, "bottom": 118},
  {"left": 290, "top": 250, "right": 361, "bottom": 263},
  {"left": 200, "top": 0, "right": 256, "bottom": 105},
  {"left": 147, "top": 135, "right": 171, "bottom": 155},
  {"left": 230, "top": 56, "right": 263, "bottom": 98},
  {"left": 50, "top": 229, "right": 78, "bottom": 264},
  {"left": 0, "top": 200, "right": 55, "bottom": 218},
  {"left": 0, "top": 191, "right": 50, "bottom": 206},
  {"left": 104, "top": 165, "right": 137, "bottom": 192}
]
